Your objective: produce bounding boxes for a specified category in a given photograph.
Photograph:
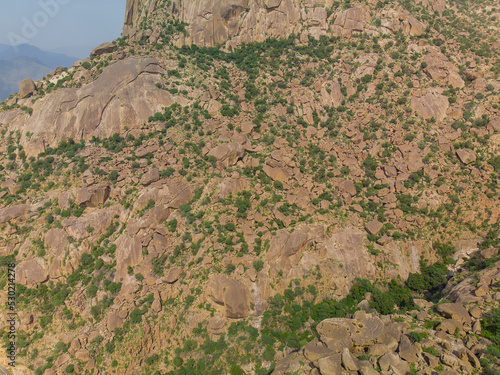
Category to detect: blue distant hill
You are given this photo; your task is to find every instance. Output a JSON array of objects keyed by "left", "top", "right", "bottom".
[
  {"left": 0, "top": 44, "right": 78, "bottom": 101},
  {"left": 0, "top": 43, "right": 78, "bottom": 69}
]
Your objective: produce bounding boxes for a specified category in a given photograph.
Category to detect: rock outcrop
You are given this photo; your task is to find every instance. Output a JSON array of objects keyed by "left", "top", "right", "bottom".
[
  {"left": 75, "top": 183, "right": 111, "bottom": 207},
  {"left": 411, "top": 90, "right": 449, "bottom": 121},
  {"left": 0, "top": 58, "right": 187, "bottom": 156},
  {"left": 122, "top": 0, "right": 428, "bottom": 48},
  {"left": 274, "top": 309, "right": 483, "bottom": 375},
  {"left": 208, "top": 275, "right": 252, "bottom": 318},
  {"left": 19, "top": 78, "right": 36, "bottom": 99}
]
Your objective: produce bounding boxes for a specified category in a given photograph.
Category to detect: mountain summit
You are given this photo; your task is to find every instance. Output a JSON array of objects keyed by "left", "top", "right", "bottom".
[{"left": 122, "top": 0, "right": 434, "bottom": 47}]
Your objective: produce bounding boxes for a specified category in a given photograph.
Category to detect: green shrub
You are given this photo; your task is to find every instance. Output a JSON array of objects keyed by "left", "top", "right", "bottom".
[
  {"left": 109, "top": 170, "right": 119, "bottom": 182},
  {"left": 433, "top": 241, "right": 456, "bottom": 259},
  {"left": 173, "top": 356, "right": 184, "bottom": 367},
  {"left": 483, "top": 308, "right": 500, "bottom": 344},
  {"left": 230, "top": 365, "right": 244, "bottom": 375},
  {"left": 130, "top": 307, "right": 146, "bottom": 323},
  {"left": 408, "top": 331, "right": 424, "bottom": 343},
  {"left": 167, "top": 219, "right": 178, "bottom": 232},
  {"left": 224, "top": 222, "right": 236, "bottom": 231},
  {"left": 263, "top": 345, "right": 276, "bottom": 361},
  {"left": 422, "top": 346, "right": 440, "bottom": 357},
  {"left": 105, "top": 342, "right": 115, "bottom": 354},
  {"left": 65, "top": 364, "right": 74, "bottom": 373},
  {"left": 253, "top": 260, "right": 264, "bottom": 272}
]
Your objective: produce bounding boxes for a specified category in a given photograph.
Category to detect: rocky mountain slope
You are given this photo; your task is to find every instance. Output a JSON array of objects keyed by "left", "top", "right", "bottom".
[{"left": 0, "top": 0, "right": 498, "bottom": 374}]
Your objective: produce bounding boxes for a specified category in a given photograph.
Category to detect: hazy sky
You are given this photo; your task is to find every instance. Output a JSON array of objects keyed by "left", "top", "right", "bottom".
[{"left": 0, "top": 0, "right": 126, "bottom": 58}]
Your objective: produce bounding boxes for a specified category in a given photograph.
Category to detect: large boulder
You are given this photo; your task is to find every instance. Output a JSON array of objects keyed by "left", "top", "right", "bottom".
[
  {"left": 45, "top": 228, "right": 69, "bottom": 256},
  {"left": 140, "top": 168, "right": 160, "bottom": 186},
  {"left": 263, "top": 165, "right": 291, "bottom": 183},
  {"left": 365, "top": 220, "right": 383, "bottom": 235},
  {"left": 436, "top": 303, "right": 471, "bottom": 325},
  {"left": 90, "top": 42, "right": 115, "bottom": 57},
  {"left": 265, "top": 0, "right": 282, "bottom": 8},
  {"left": 342, "top": 347, "right": 359, "bottom": 371},
  {"left": 411, "top": 91, "right": 449, "bottom": 121},
  {"left": 316, "top": 318, "right": 354, "bottom": 351},
  {"left": 0, "top": 204, "right": 30, "bottom": 224},
  {"left": 208, "top": 276, "right": 251, "bottom": 319},
  {"left": 75, "top": 183, "right": 110, "bottom": 207},
  {"left": 398, "top": 335, "right": 420, "bottom": 362},
  {"left": 436, "top": 319, "right": 463, "bottom": 334},
  {"left": 317, "top": 353, "right": 343, "bottom": 375},
  {"left": 207, "top": 142, "right": 245, "bottom": 168},
  {"left": 341, "top": 180, "right": 357, "bottom": 196},
  {"left": 19, "top": 78, "right": 36, "bottom": 99},
  {"left": 350, "top": 314, "right": 385, "bottom": 347},
  {"left": 265, "top": 227, "right": 310, "bottom": 273},
  {"left": 423, "top": 47, "right": 464, "bottom": 88},
  {"left": 456, "top": 149, "right": 476, "bottom": 165},
  {"left": 304, "top": 340, "right": 335, "bottom": 361},
  {"left": 164, "top": 267, "right": 182, "bottom": 283},
  {"left": 15, "top": 258, "right": 49, "bottom": 285}
]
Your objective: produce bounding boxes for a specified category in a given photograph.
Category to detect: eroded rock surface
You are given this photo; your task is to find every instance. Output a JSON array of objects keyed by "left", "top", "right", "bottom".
[{"left": 0, "top": 58, "right": 187, "bottom": 156}]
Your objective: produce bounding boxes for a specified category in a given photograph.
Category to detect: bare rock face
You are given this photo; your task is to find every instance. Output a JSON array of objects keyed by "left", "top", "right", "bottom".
[
  {"left": 332, "top": 6, "right": 371, "bottom": 35},
  {"left": 423, "top": 47, "right": 464, "bottom": 88},
  {"left": 123, "top": 0, "right": 429, "bottom": 49},
  {"left": 45, "top": 228, "right": 69, "bottom": 255},
  {"left": 265, "top": 0, "right": 282, "bottom": 8},
  {"left": 266, "top": 226, "right": 311, "bottom": 273},
  {"left": 165, "top": 267, "right": 182, "bottom": 283},
  {"left": 15, "top": 258, "right": 49, "bottom": 285},
  {"left": 91, "top": 42, "right": 116, "bottom": 57},
  {"left": 123, "top": 0, "right": 326, "bottom": 47},
  {"left": 115, "top": 234, "right": 143, "bottom": 280},
  {"left": 456, "top": 149, "right": 476, "bottom": 165},
  {"left": 436, "top": 303, "right": 472, "bottom": 325},
  {"left": 398, "top": 335, "right": 420, "bottom": 362},
  {"left": 316, "top": 318, "right": 354, "bottom": 351},
  {"left": 1, "top": 58, "right": 187, "bottom": 156},
  {"left": 75, "top": 183, "right": 110, "bottom": 207},
  {"left": 140, "top": 168, "right": 160, "bottom": 186},
  {"left": 418, "top": 0, "right": 446, "bottom": 13},
  {"left": 378, "top": 10, "right": 426, "bottom": 36},
  {"left": 0, "top": 204, "right": 31, "bottom": 224},
  {"left": 207, "top": 142, "right": 245, "bottom": 168},
  {"left": 19, "top": 78, "right": 36, "bottom": 99},
  {"left": 62, "top": 207, "right": 118, "bottom": 240},
  {"left": 365, "top": 219, "right": 383, "bottom": 235},
  {"left": 208, "top": 275, "right": 251, "bottom": 318},
  {"left": 411, "top": 90, "right": 449, "bottom": 121}
]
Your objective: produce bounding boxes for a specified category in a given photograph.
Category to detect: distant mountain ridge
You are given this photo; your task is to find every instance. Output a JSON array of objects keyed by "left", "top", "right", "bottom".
[
  {"left": 0, "top": 43, "right": 78, "bottom": 69},
  {"left": 0, "top": 43, "right": 78, "bottom": 101}
]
